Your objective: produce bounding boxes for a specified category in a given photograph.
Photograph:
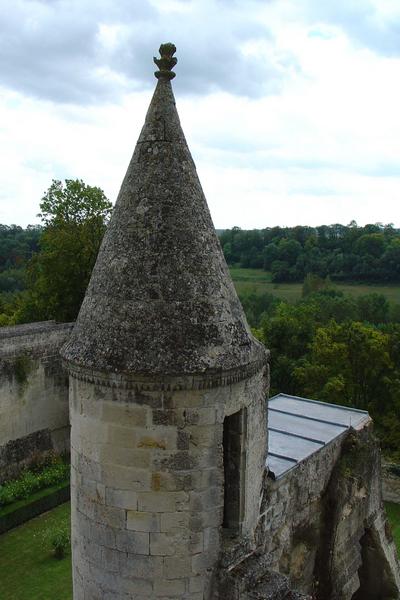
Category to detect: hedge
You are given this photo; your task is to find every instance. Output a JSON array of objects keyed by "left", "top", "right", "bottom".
[{"left": 0, "top": 481, "right": 70, "bottom": 534}]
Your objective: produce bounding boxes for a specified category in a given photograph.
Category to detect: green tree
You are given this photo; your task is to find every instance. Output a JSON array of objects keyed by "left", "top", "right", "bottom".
[
  {"left": 356, "top": 293, "right": 389, "bottom": 324},
  {"left": 16, "top": 179, "right": 112, "bottom": 323},
  {"left": 294, "top": 321, "right": 393, "bottom": 411}
]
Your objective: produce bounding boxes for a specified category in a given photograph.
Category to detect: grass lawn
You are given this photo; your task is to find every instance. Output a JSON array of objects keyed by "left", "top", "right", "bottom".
[
  {"left": 0, "top": 496, "right": 398, "bottom": 597},
  {"left": 385, "top": 502, "right": 400, "bottom": 555},
  {"left": 0, "top": 502, "right": 72, "bottom": 600},
  {"left": 229, "top": 267, "right": 400, "bottom": 304}
]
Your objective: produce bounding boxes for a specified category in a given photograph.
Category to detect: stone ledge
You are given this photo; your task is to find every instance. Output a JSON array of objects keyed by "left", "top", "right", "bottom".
[{"left": 64, "top": 357, "right": 268, "bottom": 393}]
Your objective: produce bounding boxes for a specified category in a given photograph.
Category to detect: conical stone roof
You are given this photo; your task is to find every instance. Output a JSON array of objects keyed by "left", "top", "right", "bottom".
[{"left": 62, "top": 44, "right": 266, "bottom": 384}]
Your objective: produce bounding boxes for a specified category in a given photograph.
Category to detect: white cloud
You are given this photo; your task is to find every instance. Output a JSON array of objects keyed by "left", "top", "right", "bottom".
[{"left": 0, "top": 0, "right": 399, "bottom": 229}]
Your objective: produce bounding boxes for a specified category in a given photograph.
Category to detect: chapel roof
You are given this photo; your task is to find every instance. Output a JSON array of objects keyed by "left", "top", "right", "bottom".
[{"left": 62, "top": 44, "right": 266, "bottom": 380}]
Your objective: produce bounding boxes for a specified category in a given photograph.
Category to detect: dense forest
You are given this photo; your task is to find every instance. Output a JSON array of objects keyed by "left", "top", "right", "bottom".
[
  {"left": 244, "top": 284, "right": 400, "bottom": 461},
  {"left": 220, "top": 223, "right": 400, "bottom": 282},
  {"left": 1, "top": 192, "right": 400, "bottom": 460}
]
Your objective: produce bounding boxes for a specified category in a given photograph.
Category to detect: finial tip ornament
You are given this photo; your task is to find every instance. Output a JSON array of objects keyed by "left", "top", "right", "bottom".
[{"left": 154, "top": 43, "right": 177, "bottom": 80}]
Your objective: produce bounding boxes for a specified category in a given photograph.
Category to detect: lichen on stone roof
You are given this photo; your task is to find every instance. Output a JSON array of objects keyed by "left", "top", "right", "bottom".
[{"left": 62, "top": 44, "right": 266, "bottom": 381}]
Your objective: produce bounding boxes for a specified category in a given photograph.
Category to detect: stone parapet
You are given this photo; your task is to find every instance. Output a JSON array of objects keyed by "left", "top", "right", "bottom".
[{"left": 0, "top": 320, "right": 73, "bottom": 482}]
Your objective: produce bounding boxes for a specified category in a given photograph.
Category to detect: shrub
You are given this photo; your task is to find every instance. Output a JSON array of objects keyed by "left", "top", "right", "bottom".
[
  {"left": 0, "top": 456, "right": 69, "bottom": 508},
  {"left": 49, "top": 526, "right": 70, "bottom": 559}
]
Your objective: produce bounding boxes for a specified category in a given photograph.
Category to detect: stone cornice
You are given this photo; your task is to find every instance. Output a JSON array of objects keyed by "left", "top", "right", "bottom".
[{"left": 63, "top": 352, "right": 269, "bottom": 392}]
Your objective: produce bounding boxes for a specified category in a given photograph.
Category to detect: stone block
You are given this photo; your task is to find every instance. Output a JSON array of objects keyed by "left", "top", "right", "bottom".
[
  {"left": 76, "top": 479, "right": 97, "bottom": 506},
  {"left": 151, "top": 471, "right": 182, "bottom": 492},
  {"left": 133, "top": 390, "right": 163, "bottom": 409},
  {"left": 100, "top": 444, "right": 151, "bottom": 469},
  {"left": 160, "top": 511, "right": 190, "bottom": 532},
  {"left": 158, "top": 451, "right": 197, "bottom": 471},
  {"left": 101, "top": 402, "right": 149, "bottom": 426},
  {"left": 150, "top": 532, "right": 177, "bottom": 556},
  {"left": 90, "top": 563, "right": 153, "bottom": 596},
  {"left": 189, "top": 486, "right": 223, "bottom": 512},
  {"left": 107, "top": 424, "right": 138, "bottom": 448},
  {"left": 177, "top": 430, "right": 190, "bottom": 450},
  {"left": 94, "top": 503, "right": 126, "bottom": 529},
  {"left": 75, "top": 450, "right": 102, "bottom": 482},
  {"left": 189, "top": 531, "right": 204, "bottom": 554},
  {"left": 154, "top": 578, "right": 186, "bottom": 596},
  {"left": 71, "top": 431, "right": 101, "bottom": 461},
  {"left": 203, "top": 526, "right": 219, "bottom": 552},
  {"left": 106, "top": 488, "right": 138, "bottom": 510},
  {"left": 74, "top": 509, "right": 92, "bottom": 540},
  {"left": 120, "top": 554, "right": 163, "bottom": 579},
  {"left": 193, "top": 445, "right": 221, "bottom": 470},
  {"left": 76, "top": 490, "right": 96, "bottom": 520},
  {"left": 152, "top": 408, "right": 178, "bottom": 426},
  {"left": 83, "top": 538, "right": 102, "bottom": 564},
  {"left": 90, "top": 521, "right": 117, "bottom": 549},
  {"left": 74, "top": 415, "right": 108, "bottom": 442},
  {"left": 163, "top": 555, "right": 191, "bottom": 579},
  {"left": 189, "top": 576, "right": 204, "bottom": 593},
  {"left": 101, "top": 546, "right": 121, "bottom": 573},
  {"left": 137, "top": 491, "right": 189, "bottom": 512},
  {"left": 115, "top": 530, "right": 150, "bottom": 555},
  {"left": 101, "top": 464, "right": 152, "bottom": 491},
  {"left": 184, "top": 407, "right": 217, "bottom": 426},
  {"left": 136, "top": 427, "right": 177, "bottom": 452},
  {"left": 187, "top": 424, "right": 220, "bottom": 448},
  {"left": 192, "top": 550, "right": 216, "bottom": 574},
  {"left": 127, "top": 510, "right": 160, "bottom": 532},
  {"left": 189, "top": 509, "right": 222, "bottom": 532}
]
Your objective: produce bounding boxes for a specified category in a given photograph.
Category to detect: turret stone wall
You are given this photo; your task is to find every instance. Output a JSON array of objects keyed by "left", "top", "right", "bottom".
[{"left": 69, "top": 368, "right": 268, "bottom": 599}]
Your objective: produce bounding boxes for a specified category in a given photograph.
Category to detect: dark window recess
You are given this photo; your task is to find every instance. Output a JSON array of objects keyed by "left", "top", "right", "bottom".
[{"left": 223, "top": 408, "right": 247, "bottom": 534}]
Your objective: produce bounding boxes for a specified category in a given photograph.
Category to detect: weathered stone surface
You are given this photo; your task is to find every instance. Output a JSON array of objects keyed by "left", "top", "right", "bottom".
[
  {"left": 61, "top": 54, "right": 266, "bottom": 382},
  {"left": 0, "top": 321, "right": 72, "bottom": 482},
  {"left": 382, "top": 461, "right": 400, "bottom": 503},
  {"left": 218, "top": 552, "right": 311, "bottom": 600},
  {"left": 69, "top": 364, "right": 267, "bottom": 598},
  {"left": 253, "top": 423, "right": 400, "bottom": 600}
]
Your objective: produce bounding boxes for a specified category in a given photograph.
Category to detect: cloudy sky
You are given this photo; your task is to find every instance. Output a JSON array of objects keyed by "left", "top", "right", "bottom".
[{"left": 1, "top": 0, "right": 399, "bottom": 229}]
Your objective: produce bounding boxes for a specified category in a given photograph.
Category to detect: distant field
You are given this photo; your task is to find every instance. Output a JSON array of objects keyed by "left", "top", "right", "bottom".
[{"left": 229, "top": 267, "right": 400, "bottom": 304}]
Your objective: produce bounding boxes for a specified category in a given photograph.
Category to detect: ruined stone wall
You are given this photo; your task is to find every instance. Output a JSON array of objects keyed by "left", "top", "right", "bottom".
[
  {"left": 259, "top": 424, "right": 400, "bottom": 600},
  {"left": 0, "top": 321, "right": 73, "bottom": 482}
]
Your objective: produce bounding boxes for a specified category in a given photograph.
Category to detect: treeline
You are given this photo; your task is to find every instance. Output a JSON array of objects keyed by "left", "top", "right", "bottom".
[
  {"left": 244, "top": 286, "right": 400, "bottom": 461},
  {"left": 219, "top": 222, "right": 400, "bottom": 282},
  {"left": 1, "top": 187, "right": 399, "bottom": 458}
]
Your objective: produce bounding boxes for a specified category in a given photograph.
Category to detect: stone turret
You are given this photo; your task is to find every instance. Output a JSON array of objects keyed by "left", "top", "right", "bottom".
[{"left": 62, "top": 44, "right": 269, "bottom": 600}]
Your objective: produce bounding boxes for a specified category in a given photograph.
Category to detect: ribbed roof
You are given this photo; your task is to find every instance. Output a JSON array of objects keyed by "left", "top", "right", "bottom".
[{"left": 62, "top": 45, "right": 265, "bottom": 379}]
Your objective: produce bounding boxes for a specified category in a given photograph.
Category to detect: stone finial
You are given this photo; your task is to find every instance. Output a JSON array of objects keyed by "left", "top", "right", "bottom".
[{"left": 154, "top": 43, "right": 177, "bottom": 80}]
